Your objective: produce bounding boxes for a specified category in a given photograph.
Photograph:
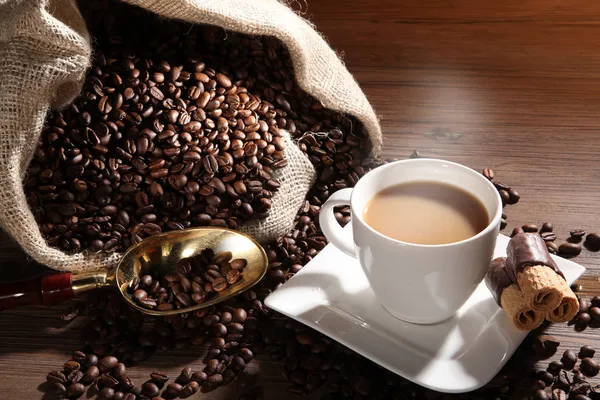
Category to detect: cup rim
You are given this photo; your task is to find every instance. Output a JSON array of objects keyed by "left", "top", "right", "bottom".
[{"left": 351, "top": 158, "right": 503, "bottom": 248}]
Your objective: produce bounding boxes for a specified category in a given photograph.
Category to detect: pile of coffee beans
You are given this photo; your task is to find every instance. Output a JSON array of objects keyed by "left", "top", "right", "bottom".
[
  {"left": 32, "top": 1, "right": 600, "bottom": 399},
  {"left": 25, "top": 0, "right": 370, "bottom": 254},
  {"left": 128, "top": 249, "right": 247, "bottom": 310}
]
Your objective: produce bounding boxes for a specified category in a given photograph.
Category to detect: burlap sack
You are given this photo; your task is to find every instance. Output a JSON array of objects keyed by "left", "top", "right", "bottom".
[{"left": 0, "top": 0, "right": 382, "bottom": 272}]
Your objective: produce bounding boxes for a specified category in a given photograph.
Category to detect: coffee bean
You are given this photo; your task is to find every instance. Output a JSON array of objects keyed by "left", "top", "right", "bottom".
[
  {"left": 98, "top": 356, "right": 118, "bottom": 372},
  {"left": 562, "top": 350, "right": 578, "bottom": 369},
  {"left": 522, "top": 223, "right": 539, "bottom": 233},
  {"left": 163, "top": 383, "right": 182, "bottom": 398},
  {"left": 98, "top": 374, "right": 119, "bottom": 388},
  {"left": 176, "top": 367, "right": 193, "bottom": 385},
  {"left": 534, "top": 390, "right": 550, "bottom": 400},
  {"left": 49, "top": 382, "right": 67, "bottom": 396},
  {"left": 191, "top": 371, "right": 207, "bottom": 385},
  {"left": 66, "top": 382, "right": 85, "bottom": 399},
  {"left": 142, "top": 382, "right": 160, "bottom": 397},
  {"left": 585, "top": 233, "right": 600, "bottom": 251},
  {"left": 47, "top": 370, "right": 67, "bottom": 384},
  {"left": 552, "top": 388, "right": 567, "bottom": 400},
  {"left": 99, "top": 387, "right": 115, "bottom": 400},
  {"left": 580, "top": 345, "right": 596, "bottom": 358},
  {"left": 571, "top": 229, "right": 586, "bottom": 240},
  {"left": 482, "top": 168, "right": 494, "bottom": 180},
  {"left": 233, "top": 308, "right": 247, "bottom": 323},
  {"left": 534, "top": 335, "right": 560, "bottom": 358},
  {"left": 181, "top": 381, "right": 200, "bottom": 397},
  {"left": 559, "top": 242, "right": 582, "bottom": 257},
  {"left": 547, "top": 361, "right": 564, "bottom": 376},
  {"left": 541, "top": 232, "right": 557, "bottom": 242},
  {"left": 582, "top": 358, "right": 600, "bottom": 377},
  {"left": 64, "top": 360, "right": 80, "bottom": 371},
  {"left": 81, "top": 365, "right": 100, "bottom": 385}
]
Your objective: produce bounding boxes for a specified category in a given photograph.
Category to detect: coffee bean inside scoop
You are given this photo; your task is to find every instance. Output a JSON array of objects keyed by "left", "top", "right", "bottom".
[{"left": 127, "top": 248, "right": 247, "bottom": 310}]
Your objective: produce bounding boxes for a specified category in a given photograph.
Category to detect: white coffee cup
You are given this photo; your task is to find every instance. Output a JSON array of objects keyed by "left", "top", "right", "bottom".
[{"left": 319, "top": 158, "right": 502, "bottom": 324}]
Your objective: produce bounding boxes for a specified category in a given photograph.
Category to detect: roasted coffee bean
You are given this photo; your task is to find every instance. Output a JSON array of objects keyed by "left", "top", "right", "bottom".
[
  {"left": 482, "top": 168, "right": 494, "bottom": 180},
  {"left": 181, "top": 381, "right": 200, "bottom": 397},
  {"left": 582, "top": 358, "right": 600, "bottom": 377},
  {"left": 163, "top": 383, "right": 182, "bottom": 398},
  {"left": 99, "top": 387, "right": 115, "bottom": 400},
  {"left": 559, "top": 242, "right": 582, "bottom": 257},
  {"left": 552, "top": 389, "right": 567, "bottom": 400},
  {"left": 561, "top": 349, "right": 578, "bottom": 369},
  {"left": 81, "top": 366, "right": 100, "bottom": 385},
  {"left": 541, "top": 232, "right": 557, "bottom": 242},
  {"left": 571, "top": 229, "right": 586, "bottom": 240},
  {"left": 64, "top": 360, "right": 80, "bottom": 371},
  {"left": 98, "top": 356, "right": 118, "bottom": 372},
  {"left": 49, "top": 382, "right": 67, "bottom": 396},
  {"left": 66, "top": 383, "right": 85, "bottom": 399},
  {"left": 534, "top": 390, "right": 550, "bottom": 400},
  {"left": 585, "top": 233, "right": 600, "bottom": 251},
  {"left": 150, "top": 372, "right": 169, "bottom": 387},
  {"left": 547, "top": 361, "right": 564, "bottom": 375},
  {"left": 580, "top": 345, "right": 596, "bottom": 358},
  {"left": 522, "top": 223, "right": 539, "bottom": 233},
  {"left": 534, "top": 335, "right": 560, "bottom": 358},
  {"left": 176, "top": 367, "right": 193, "bottom": 385},
  {"left": 47, "top": 370, "right": 67, "bottom": 384},
  {"left": 141, "top": 382, "right": 160, "bottom": 397}
]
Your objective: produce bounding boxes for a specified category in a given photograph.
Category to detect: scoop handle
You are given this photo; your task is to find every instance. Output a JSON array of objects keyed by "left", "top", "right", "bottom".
[{"left": 0, "top": 273, "right": 74, "bottom": 310}]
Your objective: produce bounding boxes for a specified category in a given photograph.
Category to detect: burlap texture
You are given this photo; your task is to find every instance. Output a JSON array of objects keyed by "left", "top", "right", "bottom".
[{"left": 0, "top": 0, "right": 382, "bottom": 272}]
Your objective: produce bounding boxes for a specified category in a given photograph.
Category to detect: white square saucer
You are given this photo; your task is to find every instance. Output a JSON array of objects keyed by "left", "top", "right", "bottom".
[{"left": 265, "top": 231, "right": 586, "bottom": 393}]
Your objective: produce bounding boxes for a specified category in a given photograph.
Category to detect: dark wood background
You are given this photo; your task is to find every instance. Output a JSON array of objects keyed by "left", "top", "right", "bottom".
[{"left": 2, "top": 0, "right": 600, "bottom": 398}]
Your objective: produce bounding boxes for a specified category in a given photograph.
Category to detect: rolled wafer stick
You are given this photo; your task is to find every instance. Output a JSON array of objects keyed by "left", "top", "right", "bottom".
[
  {"left": 506, "top": 233, "right": 565, "bottom": 312},
  {"left": 546, "top": 278, "right": 579, "bottom": 323},
  {"left": 485, "top": 257, "right": 544, "bottom": 331}
]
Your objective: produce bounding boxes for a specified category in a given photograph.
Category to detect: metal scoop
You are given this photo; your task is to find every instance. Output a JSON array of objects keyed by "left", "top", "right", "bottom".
[{"left": 0, "top": 228, "right": 268, "bottom": 315}]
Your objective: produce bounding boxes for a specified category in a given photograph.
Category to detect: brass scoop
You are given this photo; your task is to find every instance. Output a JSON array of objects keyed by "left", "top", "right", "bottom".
[{"left": 0, "top": 228, "right": 268, "bottom": 315}]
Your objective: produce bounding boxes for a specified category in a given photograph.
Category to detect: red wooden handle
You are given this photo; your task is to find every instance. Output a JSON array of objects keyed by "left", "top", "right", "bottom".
[{"left": 0, "top": 273, "right": 74, "bottom": 311}]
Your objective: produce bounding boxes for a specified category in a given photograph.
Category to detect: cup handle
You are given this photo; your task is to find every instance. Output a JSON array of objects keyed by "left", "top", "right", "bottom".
[{"left": 319, "top": 188, "right": 356, "bottom": 257}]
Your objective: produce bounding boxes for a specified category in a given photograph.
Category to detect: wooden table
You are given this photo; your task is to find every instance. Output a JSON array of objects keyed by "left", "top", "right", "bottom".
[{"left": 2, "top": 0, "right": 600, "bottom": 398}]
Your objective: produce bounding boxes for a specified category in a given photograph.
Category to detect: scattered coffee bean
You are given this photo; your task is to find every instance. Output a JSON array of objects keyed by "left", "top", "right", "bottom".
[
  {"left": 580, "top": 345, "right": 596, "bottom": 359},
  {"left": 585, "top": 233, "right": 600, "bottom": 251},
  {"left": 547, "top": 361, "right": 564, "bottom": 376},
  {"left": 562, "top": 350, "right": 578, "bottom": 370},
  {"left": 581, "top": 358, "right": 600, "bottom": 377},
  {"left": 541, "top": 223, "right": 554, "bottom": 233},
  {"left": 541, "top": 232, "right": 557, "bottom": 242},
  {"left": 559, "top": 242, "right": 582, "bottom": 257},
  {"left": 522, "top": 223, "right": 539, "bottom": 233},
  {"left": 482, "top": 168, "right": 494, "bottom": 181},
  {"left": 570, "top": 229, "right": 586, "bottom": 241},
  {"left": 66, "top": 382, "right": 85, "bottom": 399}
]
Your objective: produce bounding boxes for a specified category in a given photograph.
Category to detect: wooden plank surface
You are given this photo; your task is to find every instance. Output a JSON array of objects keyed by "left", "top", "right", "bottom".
[{"left": 3, "top": 0, "right": 600, "bottom": 398}]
